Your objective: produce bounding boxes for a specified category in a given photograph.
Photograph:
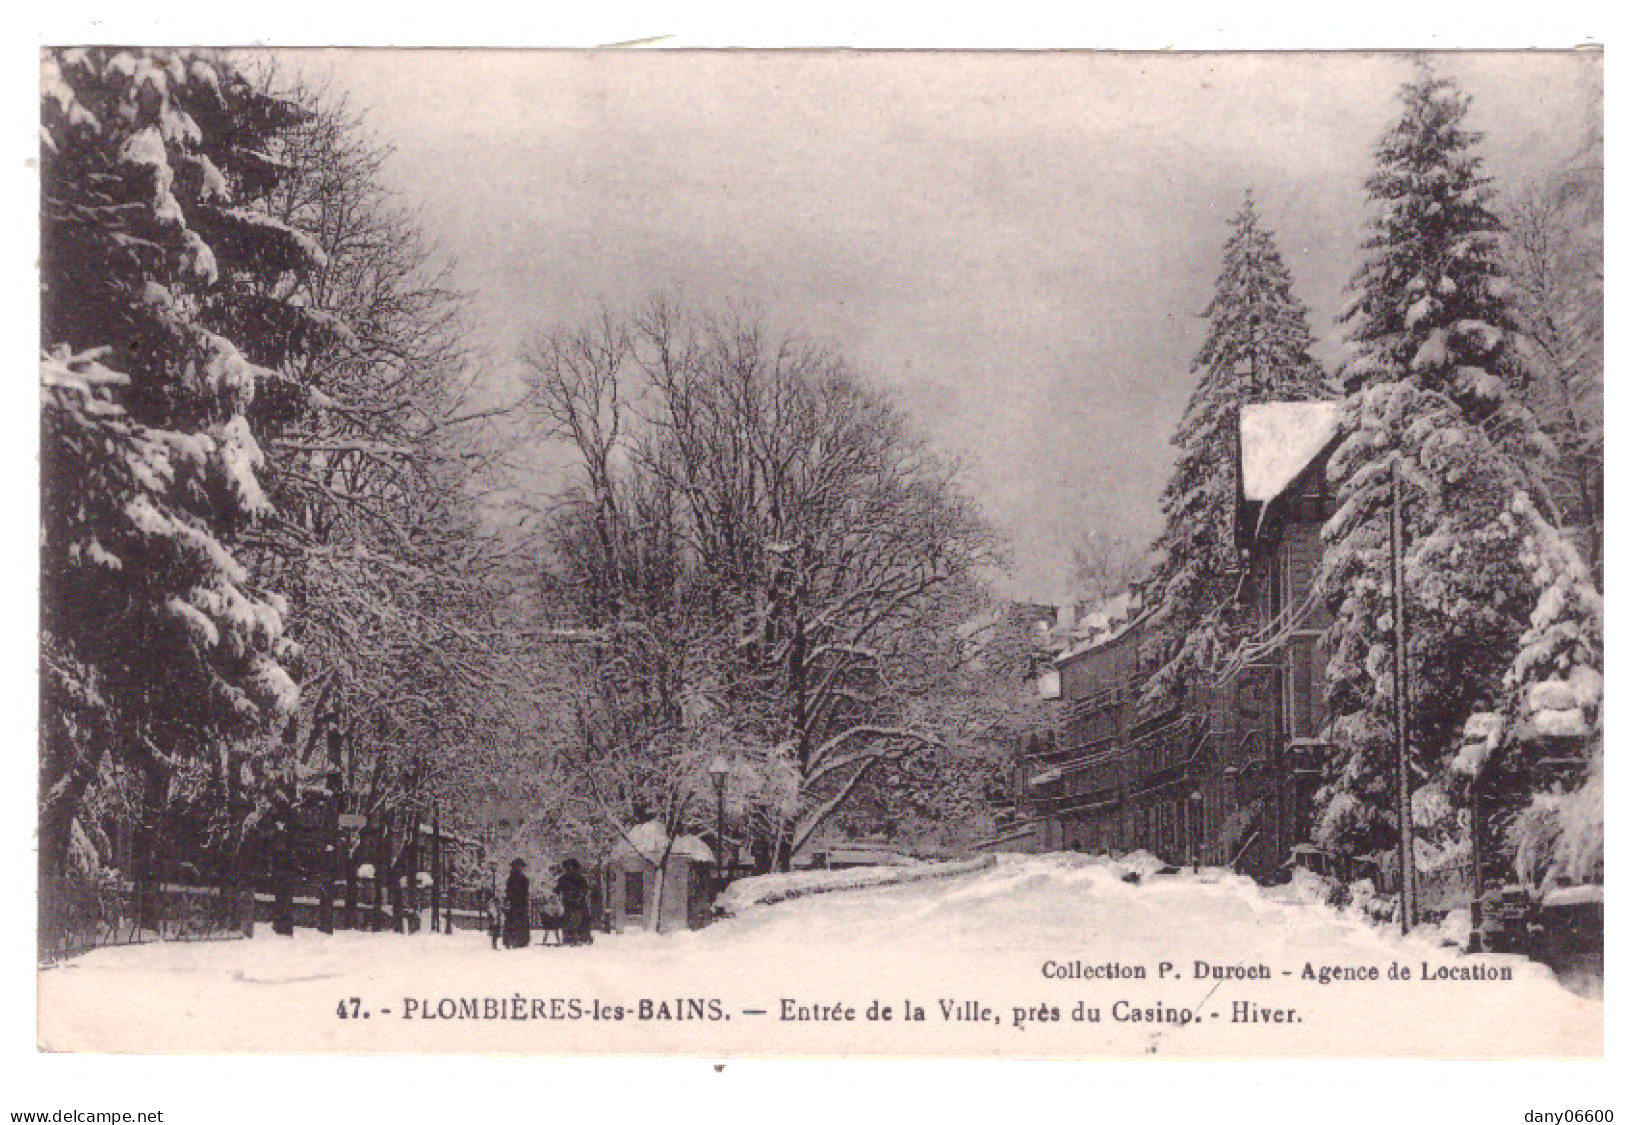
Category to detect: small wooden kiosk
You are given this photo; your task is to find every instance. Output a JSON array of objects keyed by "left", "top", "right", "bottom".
[{"left": 607, "top": 822, "right": 716, "bottom": 932}]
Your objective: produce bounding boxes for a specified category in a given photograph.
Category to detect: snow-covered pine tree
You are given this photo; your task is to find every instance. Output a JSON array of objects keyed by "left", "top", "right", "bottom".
[
  {"left": 1316, "top": 67, "right": 1601, "bottom": 874},
  {"left": 40, "top": 49, "right": 336, "bottom": 874},
  {"left": 1141, "top": 192, "right": 1328, "bottom": 705},
  {"left": 1479, "top": 493, "right": 1603, "bottom": 890}
]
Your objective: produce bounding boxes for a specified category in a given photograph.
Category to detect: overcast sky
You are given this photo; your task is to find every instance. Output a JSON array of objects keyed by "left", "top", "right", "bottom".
[{"left": 291, "top": 49, "right": 1599, "bottom": 602}]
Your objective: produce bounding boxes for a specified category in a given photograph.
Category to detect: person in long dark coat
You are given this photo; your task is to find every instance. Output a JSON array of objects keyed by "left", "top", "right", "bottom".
[
  {"left": 502, "top": 859, "right": 531, "bottom": 949},
  {"left": 555, "top": 858, "right": 593, "bottom": 946}
]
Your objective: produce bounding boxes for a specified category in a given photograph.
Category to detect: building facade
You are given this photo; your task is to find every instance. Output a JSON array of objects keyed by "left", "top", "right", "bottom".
[{"left": 1022, "top": 402, "right": 1340, "bottom": 882}]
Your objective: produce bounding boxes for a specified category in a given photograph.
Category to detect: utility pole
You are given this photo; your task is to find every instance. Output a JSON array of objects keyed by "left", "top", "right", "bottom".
[
  {"left": 1467, "top": 780, "right": 1484, "bottom": 951},
  {"left": 1390, "top": 459, "right": 1418, "bottom": 933}
]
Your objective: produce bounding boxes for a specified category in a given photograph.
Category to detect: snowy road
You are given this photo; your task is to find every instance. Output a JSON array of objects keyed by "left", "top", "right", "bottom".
[{"left": 37, "top": 854, "right": 1599, "bottom": 1057}]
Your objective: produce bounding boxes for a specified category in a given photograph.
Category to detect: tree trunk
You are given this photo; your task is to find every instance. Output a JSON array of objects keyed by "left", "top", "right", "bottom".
[
  {"left": 318, "top": 812, "right": 337, "bottom": 935},
  {"left": 345, "top": 860, "right": 358, "bottom": 933},
  {"left": 38, "top": 722, "right": 109, "bottom": 877},
  {"left": 649, "top": 859, "right": 668, "bottom": 934},
  {"left": 135, "top": 757, "right": 166, "bottom": 934}
]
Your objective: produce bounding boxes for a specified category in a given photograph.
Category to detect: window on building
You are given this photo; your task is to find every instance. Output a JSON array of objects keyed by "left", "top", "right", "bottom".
[
  {"left": 1280, "top": 538, "right": 1294, "bottom": 613},
  {"left": 623, "top": 870, "right": 645, "bottom": 915},
  {"left": 1290, "top": 641, "right": 1310, "bottom": 739}
]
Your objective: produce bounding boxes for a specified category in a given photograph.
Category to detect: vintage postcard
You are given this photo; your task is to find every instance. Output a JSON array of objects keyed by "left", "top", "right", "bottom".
[{"left": 33, "top": 45, "right": 1602, "bottom": 1072}]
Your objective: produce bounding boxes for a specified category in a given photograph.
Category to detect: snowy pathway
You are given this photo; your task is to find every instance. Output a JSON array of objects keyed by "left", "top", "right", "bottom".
[{"left": 37, "top": 855, "right": 1598, "bottom": 1057}]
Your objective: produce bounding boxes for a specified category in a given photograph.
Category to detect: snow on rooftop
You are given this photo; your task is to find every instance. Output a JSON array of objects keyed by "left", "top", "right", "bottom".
[
  {"left": 1077, "top": 591, "right": 1136, "bottom": 636},
  {"left": 1054, "top": 590, "right": 1143, "bottom": 663},
  {"left": 610, "top": 821, "right": 715, "bottom": 865},
  {"left": 1035, "top": 668, "right": 1061, "bottom": 700},
  {"left": 1240, "top": 401, "right": 1342, "bottom": 503},
  {"left": 1028, "top": 765, "right": 1066, "bottom": 786}
]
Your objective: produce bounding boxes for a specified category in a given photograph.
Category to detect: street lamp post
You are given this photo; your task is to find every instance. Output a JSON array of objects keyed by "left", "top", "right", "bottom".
[
  {"left": 708, "top": 755, "right": 732, "bottom": 881},
  {"left": 1188, "top": 789, "right": 1204, "bottom": 869}
]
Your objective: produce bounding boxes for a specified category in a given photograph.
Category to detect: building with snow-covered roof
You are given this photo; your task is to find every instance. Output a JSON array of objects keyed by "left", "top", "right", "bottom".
[
  {"left": 606, "top": 822, "right": 717, "bottom": 932},
  {"left": 1019, "top": 400, "right": 1346, "bottom": 882},
  {"left": 1232, "top": 399, "right": 1341, "bottom": 758},
  {"left": 1025, "top": 606, "right": 1157, "bottom": 854},
  {"left": 1191, "top": 399, "right": 1343, "bottom": 880}
]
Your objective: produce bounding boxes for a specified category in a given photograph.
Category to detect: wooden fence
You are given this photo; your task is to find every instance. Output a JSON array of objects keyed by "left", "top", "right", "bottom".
[
  {"left": 40, "top": 875, "right": 499, "bottom": 963},
  {"left": 39, "top": 875, "right": 254, "bottom": 964},
  {"left": 1415, "top": 857, "right": 1476, "bottom": 919}
]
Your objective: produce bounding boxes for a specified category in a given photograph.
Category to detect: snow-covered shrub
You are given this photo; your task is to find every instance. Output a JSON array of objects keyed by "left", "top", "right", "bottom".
[
  {"left": 1346, "top": 878, "right": 1397, "bottom": 925},
  {"left": 1280, "top": 866, "right": 1338, "bottom": 907},
  {"left": 1506, "top": 751, "right": 1602, "bottom": 890}
]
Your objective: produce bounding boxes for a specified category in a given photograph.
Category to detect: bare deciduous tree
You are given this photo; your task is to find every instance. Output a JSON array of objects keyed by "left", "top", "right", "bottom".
[
  {"left": 1501, "top": 148, "right": 1603, "bottom": 584},
  {"left": 233, "top": 69, "right": 522, "bottom": 845},
  {"left": 1067, "top": 528, "right": 1148, "bottom": 613},
  {"left": 514, "top": 301, "right": 1017, "bottom": 865}
]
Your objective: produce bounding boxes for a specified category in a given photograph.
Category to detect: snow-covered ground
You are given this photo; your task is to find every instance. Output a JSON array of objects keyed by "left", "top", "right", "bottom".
[{"left": 37, "top": 854, "right": 1598, "bottom": 1057}]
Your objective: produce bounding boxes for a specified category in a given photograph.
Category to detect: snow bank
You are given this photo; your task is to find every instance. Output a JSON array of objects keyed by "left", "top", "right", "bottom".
[
  {"left": 716, "top": 855, "right": 994, "bottom": 914},
  {"left": 1113, "top": 850, "right": 1174, "bottom": 879},
  {"left": 1541, "top": 884, "right": 1603, "bottom": 908},
  {"left": 1269, "top": 866, "right": 1338, "bottom": 907}
]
